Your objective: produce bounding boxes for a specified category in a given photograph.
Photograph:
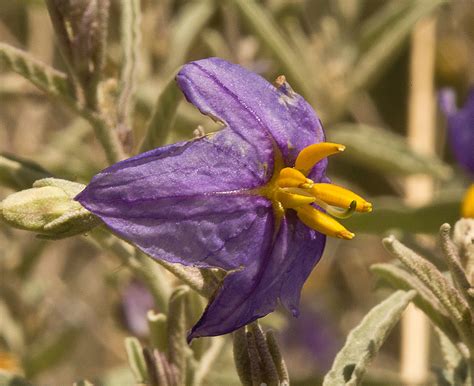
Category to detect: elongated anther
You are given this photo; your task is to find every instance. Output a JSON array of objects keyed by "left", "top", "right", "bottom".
[
  {"left": 277, "top": 167, "right": 310, "bottom": 188},
  {"left": 309, "top": 183, "right": 372, "bottom": 212},
  {"left": 296, "top": 205, "right": 355, "bottom": 240},
  {"left": 276, "top": 188, "right": 315, "bottom": 209},
  {"left": 295, "top": 142, "right": 345, "bottom": 175}
]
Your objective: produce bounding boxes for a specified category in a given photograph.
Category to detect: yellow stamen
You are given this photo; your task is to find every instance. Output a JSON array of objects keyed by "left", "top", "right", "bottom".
[
  {"left": 295, "top": 142, "right": 345, "bottom": 175},
  {"left": 296, "top": 205, "right": 355, "bottom": 240},
  {"left": 309, "top": 183, "right": 372, "bottom": 213},
  {"left": 277, "top": 167, "right": 313, "bottom": 188},
  {"left": 276, "top": 188, "right": 316, "bottom": 209},
  {"left": 462, "top": 184, "right": 474, "bottom": 218}
]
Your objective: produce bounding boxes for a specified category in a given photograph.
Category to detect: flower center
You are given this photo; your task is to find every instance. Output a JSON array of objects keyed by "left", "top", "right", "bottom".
[{"left": 261, "top": 142, "right": 372, "bottom": 240}]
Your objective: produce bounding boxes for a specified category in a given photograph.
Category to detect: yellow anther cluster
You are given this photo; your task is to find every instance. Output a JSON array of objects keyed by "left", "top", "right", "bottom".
[{"left": 270, "top": 142, "right": 372, "bottom": 240}]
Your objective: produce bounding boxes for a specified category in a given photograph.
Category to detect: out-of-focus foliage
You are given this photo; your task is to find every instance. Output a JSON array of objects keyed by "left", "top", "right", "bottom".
[{"left": 0, "top": 0, "right": 473, "bottom": 384}]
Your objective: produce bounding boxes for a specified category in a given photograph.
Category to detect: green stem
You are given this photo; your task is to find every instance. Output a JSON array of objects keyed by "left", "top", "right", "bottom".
[{"left": 80, "top": 110, "right": 126, "bottom": 164}]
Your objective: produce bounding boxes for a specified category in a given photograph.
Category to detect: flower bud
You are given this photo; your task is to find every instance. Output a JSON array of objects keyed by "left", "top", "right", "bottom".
[{"left": 0, "top": 178, "right": 99, "bottom": 238}]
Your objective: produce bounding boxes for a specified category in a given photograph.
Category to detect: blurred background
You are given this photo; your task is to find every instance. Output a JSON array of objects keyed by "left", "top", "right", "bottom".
[{"left": 1, "top": 0, "right": 473, "bottom": 384}]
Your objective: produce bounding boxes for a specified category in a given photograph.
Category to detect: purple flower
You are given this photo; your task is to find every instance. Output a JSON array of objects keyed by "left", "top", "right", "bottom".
[
  {"left": 76, "top": 58, "right": 371, "bottom": 340},
  {"left": 439, "top": 87, "right": 474, "bottom": 217},
  {"left": 121, "top": 280, "right": 155, "bottom": 338},
  {"left": 439, "top": 87, "right": 474, "bottom": 175}
]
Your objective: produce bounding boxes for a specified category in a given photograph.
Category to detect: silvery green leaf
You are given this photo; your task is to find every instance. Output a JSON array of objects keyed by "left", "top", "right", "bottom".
[
  {"left": 439, "top": 224, "right": 474, "bottom": 310},
  {"left": 453, "top": 219, "right": 474, "bottom": 285},
  {"left": 124, "top": 337, "right": 148, "bottom": 384},
  {"left": 246, "top": 331, "right": 263, "bottom": 386},
  {"left": 0, "top": 43, "right": 74, "bottom": 101},
  {"left": 265, "top": 330, "right": 289, "bottom": 385},
  {"left": 328, "top": 123, "right": 451, "bottom": 178},
  {"left": 249, "top": 323, "right": 279, "bottom": 386},
  {"left": 0, "top": 154, "right": 51, "bottom": 191},
  {"left": 383, "top": 237, "right": 474, "bottom": 344},
  {"left": 371, "top": 263, "right": 460, "bottom": 344},
  {"left": 435, "top": 328, "right": 466, "bottom": 370},
  {"left": 323, "top": 290, "right": 416, "bottom": 386},
  {"left": 233, "top": 328, "right": 252, "bottom": 386},
  {"left": 433, "top": 328, "right": 468, "bottom": 386}
]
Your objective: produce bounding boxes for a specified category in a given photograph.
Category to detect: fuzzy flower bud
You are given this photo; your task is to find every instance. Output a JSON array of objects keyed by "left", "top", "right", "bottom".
[{"left": 0, "top": 178, "right": 99, "bottom": 239}]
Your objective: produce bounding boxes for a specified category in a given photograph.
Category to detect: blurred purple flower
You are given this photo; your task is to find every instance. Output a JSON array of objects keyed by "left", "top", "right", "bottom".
[
  {"left": 76, "top": 58, "right": 371, "bottom": 340},
  {"left": 439, "top": 87, "right": 474, "bottom": 175},
  {"left": 283, "top": 306, "right": 339, "bottom": 372},
  {"left": 121, "top": 280, "right": 155, "bottom": 338},
  {"left": 439, "top": 87, "right": 474, "bottom": 217}
]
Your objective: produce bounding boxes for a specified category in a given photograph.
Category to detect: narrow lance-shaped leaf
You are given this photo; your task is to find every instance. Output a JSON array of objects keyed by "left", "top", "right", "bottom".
[
  {"left": 246, "top": 331, "right": 264, "bottom": 386},
  {"left": 434, "top": 328, "right": 468, "bottom": 386},
  {"left": 0, "top": 43, "right": 74, "bottom": 102},
  {"left": 439, "top": 223, "right": 474, "bottom": 310},
  {"left": 328, "top": 123, "right": 451, "bottom": 178},
  {"left": 323, "top": 290, "right": 416, "bottom": 386},
  {"left": 383, "top": 237, "right": 474, "bottom": 346},
  {"left": 371, "top": 263, "right": 460, "bottom": 344},
  {"left": 0, "top": 154, "right": 51, "bottom": 191},
  {"left": 233, "top": 328, "right": 252, "bottom": 386},
  {"left": 265, "top": 330, "right": 289, "bottom": 385},
  {"left": 249, "top": 323, "right": 279, "bottom": 386}
]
